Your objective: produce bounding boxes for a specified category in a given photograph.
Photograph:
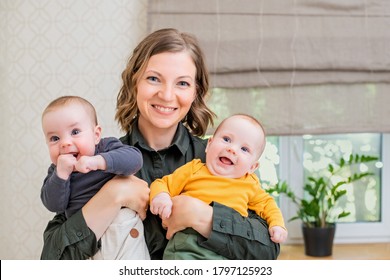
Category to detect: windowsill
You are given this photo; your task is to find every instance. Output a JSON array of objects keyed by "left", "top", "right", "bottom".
[{"left": 278, "top": 243, "right": 390, "bottom": 260}]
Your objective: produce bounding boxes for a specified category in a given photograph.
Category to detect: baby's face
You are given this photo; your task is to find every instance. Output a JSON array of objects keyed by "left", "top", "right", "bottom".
[
  {"left": 42, "top": 102, "right": 101, "bottom": 165},
  {"left": 205, "top": 116, "right": 264, "bottom": 178}
]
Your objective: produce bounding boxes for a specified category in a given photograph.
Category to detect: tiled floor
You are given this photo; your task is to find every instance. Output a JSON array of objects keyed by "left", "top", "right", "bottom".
[{"left": 278, "top": 243, "right": 390, "bottom": 260}]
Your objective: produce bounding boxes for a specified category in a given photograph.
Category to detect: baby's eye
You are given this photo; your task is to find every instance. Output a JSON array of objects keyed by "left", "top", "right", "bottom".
[
  {"left": 241, "top": 147, "right": 249, "bottom": 153},
  {"left": 49, "top": 136, "right": 59, "bottom": 142},
  {"left": 222, "top": 136, "right": 231, "bottom": 143},
  {"left": 71, "top": 129, "right": 81, "bottom": 136}
]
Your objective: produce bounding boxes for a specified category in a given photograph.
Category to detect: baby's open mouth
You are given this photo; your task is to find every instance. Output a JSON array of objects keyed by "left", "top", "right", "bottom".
[{"left": 219, "top": 157, "right": 233, "bottom": 165}]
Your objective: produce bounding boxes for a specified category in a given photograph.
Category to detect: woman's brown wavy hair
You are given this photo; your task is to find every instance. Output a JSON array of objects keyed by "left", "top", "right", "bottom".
[{"left": 115, "top": 28, "right": 216, "bottom": 136}]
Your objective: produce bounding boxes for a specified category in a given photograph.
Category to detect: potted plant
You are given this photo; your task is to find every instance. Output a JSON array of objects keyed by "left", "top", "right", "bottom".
[{"left": 266, "top": 154, "right": 378, "bottom": 257}]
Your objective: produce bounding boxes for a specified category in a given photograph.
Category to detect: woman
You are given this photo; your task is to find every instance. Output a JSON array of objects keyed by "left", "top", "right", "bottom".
[{"left": 41, "top": 28, "right": 280, "bottom": 260}]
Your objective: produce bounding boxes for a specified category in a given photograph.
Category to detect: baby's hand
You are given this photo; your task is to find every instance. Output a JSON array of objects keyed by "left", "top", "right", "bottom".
[
  {"left": 150, "top": 192, "right": 172, "bottom": 219},
  {"left": 269, "top": 226, "right": 288, "bottom": 243},
  {"left": 74, "top": 155, "right": 106, "bottom": 173},
  {"left": 56, "top": 154, "right": 77, "bottom": 180}
]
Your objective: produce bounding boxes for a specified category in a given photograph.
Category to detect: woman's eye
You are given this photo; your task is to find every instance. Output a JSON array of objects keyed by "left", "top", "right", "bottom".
[
  {"left": 147, "top": 76, "right": 159, "bottom": 82},
  {"left": 71, "top": 129, "right": 80, "bottom": 136},
  {"left": 178, "top": 81, "right": 190, "bottom": 87},
  {"left": 49, "top": 136, "right": 59, "bottom": 142}
]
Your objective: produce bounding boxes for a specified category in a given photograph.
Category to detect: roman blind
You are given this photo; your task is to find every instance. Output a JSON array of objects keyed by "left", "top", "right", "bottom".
[{"left": 148, "top": 0, "right": 390, "bottom": 135}]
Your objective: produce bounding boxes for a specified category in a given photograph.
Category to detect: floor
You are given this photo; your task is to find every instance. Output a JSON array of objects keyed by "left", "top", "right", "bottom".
[{"left": 278, "top": 243, "right": 390, "bottom": 260}]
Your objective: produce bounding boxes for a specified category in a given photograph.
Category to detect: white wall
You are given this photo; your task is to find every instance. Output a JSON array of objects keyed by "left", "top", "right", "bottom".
[{"left": 0, "top": 0, "right": 148, "bottom": 259}]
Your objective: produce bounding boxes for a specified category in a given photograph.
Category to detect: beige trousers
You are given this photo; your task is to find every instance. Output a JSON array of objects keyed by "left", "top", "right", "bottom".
[{"left": 91, "top": 208, "right": 150, "bottom": 260}]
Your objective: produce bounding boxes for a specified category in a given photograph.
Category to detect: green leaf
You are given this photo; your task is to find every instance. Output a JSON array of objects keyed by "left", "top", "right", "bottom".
[{"left": 338, "top": 211, "right": 350, "bottom": 219}]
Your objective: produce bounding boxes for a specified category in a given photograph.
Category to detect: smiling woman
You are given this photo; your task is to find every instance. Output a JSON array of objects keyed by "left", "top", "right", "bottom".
[{"left": 39, "top": 28, "right": 281, "bottom": 260}]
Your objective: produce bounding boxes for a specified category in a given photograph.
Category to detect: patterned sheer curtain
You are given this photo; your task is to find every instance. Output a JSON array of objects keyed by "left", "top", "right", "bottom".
[{"left": 147, "top": 0, "right": 390, "bottom": 135}]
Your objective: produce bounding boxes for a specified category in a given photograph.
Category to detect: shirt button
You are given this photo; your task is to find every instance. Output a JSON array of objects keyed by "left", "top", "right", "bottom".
[
  {"left": 220, "top": 221, "right": 225, "bottom": 228},
  {"left": 130, "top": 228, "right": 139, "bottom": 238},
  {"left": 76, "top": 231, "right": 83, "bottom": 237},
  {"left": 57, "top": 249, "right": 61, "bottom": 256},
  {"left": 247, "top": 230, "right": 251, "bottom": 237}
]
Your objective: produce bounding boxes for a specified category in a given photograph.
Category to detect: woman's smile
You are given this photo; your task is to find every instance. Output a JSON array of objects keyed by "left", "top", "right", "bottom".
[{"left": 152, "top": 104, "right": 177, "bottom": 113}]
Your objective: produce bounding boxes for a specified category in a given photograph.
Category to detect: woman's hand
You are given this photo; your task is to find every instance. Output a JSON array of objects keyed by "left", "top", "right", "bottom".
[
  {"left": 82, "top": 175, "right": 149, "bottom": 239},
  {"left": 117, "top": 175, "right": 150, "bottom": 220},
  {"left": 162, "top": 195, "right": 213, "bottom": 240}
]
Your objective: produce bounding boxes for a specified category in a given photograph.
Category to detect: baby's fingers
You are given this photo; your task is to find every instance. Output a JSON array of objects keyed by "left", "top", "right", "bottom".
[
  {"left": 161, "top": 207, "right": 171, "bottom": 220},
  {"left": 150, "top": 203, "right": 159, "bottom": 215}
]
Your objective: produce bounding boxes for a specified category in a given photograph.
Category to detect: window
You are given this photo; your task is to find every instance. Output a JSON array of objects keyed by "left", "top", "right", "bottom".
[
  {"left": 302, "top": 133, "right": 382, "bottom": 223},
  {"left": 256, "top": 134, "right": 390, "bottom": 244}
]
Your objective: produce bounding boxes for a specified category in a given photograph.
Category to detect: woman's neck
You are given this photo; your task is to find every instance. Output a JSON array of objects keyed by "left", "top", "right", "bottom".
[{"left": 137, "top": 118, "right": 178, "bottom": 151}]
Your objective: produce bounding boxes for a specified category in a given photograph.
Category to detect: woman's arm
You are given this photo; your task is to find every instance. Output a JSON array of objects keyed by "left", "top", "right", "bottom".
[
  {"left": 83, "top": 175, "right": 149, "bottom": 239},
  {"left": 163, "top": 196, "right": 212, "bottom": 239},
  {"left": 41, "top": 175, "right": 149, "bottom": 259},
  {"left": 163, "top": 195, "right": 280, "bottom": 260}
]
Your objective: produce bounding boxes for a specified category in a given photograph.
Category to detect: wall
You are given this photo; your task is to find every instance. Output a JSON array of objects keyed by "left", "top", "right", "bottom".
[{"left": 0, "top": 0, "right": 148, "bottom": 259}]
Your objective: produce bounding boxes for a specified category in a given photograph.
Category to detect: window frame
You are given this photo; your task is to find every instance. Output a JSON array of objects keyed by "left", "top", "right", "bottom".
[{"left": 277, "top": 134, "right": 390, "bottom": 244}]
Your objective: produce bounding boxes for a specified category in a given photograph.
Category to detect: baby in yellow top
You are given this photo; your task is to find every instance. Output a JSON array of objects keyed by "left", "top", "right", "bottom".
[{"left": 150, "top": 114, "right": 287, "bottom": 260}]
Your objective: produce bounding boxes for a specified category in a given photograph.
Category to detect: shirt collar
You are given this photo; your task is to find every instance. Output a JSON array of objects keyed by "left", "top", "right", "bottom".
[{"left": 130, "top": 121, "right": 190, "bottom": 156}]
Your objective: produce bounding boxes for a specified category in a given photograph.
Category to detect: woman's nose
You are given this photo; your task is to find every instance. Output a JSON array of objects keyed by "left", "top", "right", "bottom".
[{"left": 158, "top": 85, "right": 175, "bottom": 101}]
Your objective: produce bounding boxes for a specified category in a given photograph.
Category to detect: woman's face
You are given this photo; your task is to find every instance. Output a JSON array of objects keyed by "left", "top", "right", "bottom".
[{"left": 136, "top": 51, "right": 197, "bottom": 133}]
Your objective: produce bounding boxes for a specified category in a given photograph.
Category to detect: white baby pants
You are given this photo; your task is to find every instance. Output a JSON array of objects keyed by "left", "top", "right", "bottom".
[{"left": 91, "top": 208, "right": 150, "bottom": 260}]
